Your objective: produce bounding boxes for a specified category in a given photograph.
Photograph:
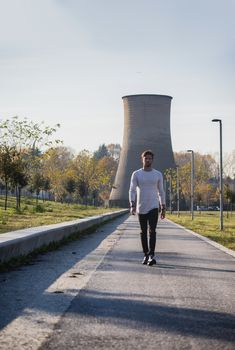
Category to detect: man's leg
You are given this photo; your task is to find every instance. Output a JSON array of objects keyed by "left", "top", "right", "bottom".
[
  {"left": 148, "top": 208, "right": 159, "bottom": 263},
  {"left": 138, "top": 213, "right": 148, "bottom": 256}
]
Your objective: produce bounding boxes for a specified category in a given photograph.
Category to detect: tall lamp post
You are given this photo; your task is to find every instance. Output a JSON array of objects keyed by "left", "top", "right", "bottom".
[
  {"left": 212, "top": 118, "right": 223, "bottom": 230},
  {"left": 169, "top": 169, "right": 172, "bottom": 214},
  {"left": 187, "top": 150, "right": 195, "bottom": 220},
  {"left": 176, "top": 165, "right": 180, "bottom": 217}
]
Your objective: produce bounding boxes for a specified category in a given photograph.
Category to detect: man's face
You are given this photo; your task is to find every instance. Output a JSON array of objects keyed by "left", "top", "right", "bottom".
[{"left": 142, "top": 154, "right": 153, "bottom": 168}]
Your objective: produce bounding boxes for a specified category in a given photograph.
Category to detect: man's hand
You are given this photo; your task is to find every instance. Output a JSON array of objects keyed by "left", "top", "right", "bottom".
[
  {"left": 160, "top": 205, "right": 166, "bottom": 220},
  {"left": 130, "top": 201, "right": 136, "bottom": 215},
  {"left": 130, "top": 207, "right": 136, "bottom": 215}
]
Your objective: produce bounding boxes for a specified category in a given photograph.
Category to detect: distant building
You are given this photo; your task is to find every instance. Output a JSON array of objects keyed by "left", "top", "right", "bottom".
[{"left": 109, "top": 94, "right": 175, "bottom": 208}]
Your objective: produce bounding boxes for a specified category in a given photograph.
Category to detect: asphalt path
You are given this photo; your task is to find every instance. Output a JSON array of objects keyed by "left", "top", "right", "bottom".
[{"left": 0, "top": 214, "right": 234, "bottom": 350}]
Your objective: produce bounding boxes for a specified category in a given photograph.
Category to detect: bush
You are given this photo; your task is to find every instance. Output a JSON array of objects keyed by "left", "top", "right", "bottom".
[
  {"left": 8, "top": 208, "right": 15, "bottom": 216},
  {"left": 0, "top": 209, "right": 8, "bottom": 224},
  {"left": 14, "top": 208, "right": 24, "bottom": 215},
  {"left": 33, "top": 204, "right": 46, "bottom": 213},
  {"left": 45, "top": 206, "right": 53, "bottom": 212}
]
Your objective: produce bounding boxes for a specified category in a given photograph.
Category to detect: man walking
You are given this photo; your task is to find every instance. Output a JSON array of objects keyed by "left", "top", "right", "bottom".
[{"left": 129, "top": 150, "right": 166, "bottom": 266}]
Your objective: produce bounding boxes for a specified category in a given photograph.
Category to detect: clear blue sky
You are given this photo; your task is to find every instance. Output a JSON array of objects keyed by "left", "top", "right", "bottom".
[{"left": 0, "top": 0, "right": 234, "bottom": 156}]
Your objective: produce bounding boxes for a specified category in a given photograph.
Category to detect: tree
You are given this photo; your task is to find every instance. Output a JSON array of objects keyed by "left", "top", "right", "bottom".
[
  {"left": 224, "top": 182, "right": 233, "bottom": 218},
  {"left": 30, "top": 172, "right": 46, "bottom": 204},
  {"left": 43, "top": 147, "right": 74, "bottom": 202},
  {"left": 96, "top": 156, "right": 118, "bottom": 202},
  {"left": 195, "top": 183, "right": 215, "bottom": 208},
  {"left": 63, "top": 177, "right": 76, "bottom": 195},
  {"left": 106, "top": 144, "right": 121, "bottom": 160},
  {"left": 0, "top": 116, "right": 61, "bottom": 151},
  {"left": 73, "top": 150, "right": 110, "bottom": 205},
  {"left": 0, "top": 146, "right": 15, "bottom": 209},
  {"left": 41, "top": 178, "right": 51, "bottom": 201},
  {"left": 93, "top": 144, "right": 109, "bottom": 160},
  {"left": 10, "top": 151, "right": 29, "bottom": 209},
  {"left": 74, "top": 150, "right": 97, "bottom": 204},
  {"left": 0, "top": 146, "right": 28, "bottom": 209},
  {"left": 173, "top": 152, "right": 218, "bottom": 209},
  {"left": 63, "top": 176, "right": 76, "bottom": 202},
  {"left": 164, "top": 168, "right": 177, "bottom": 212},
  {"left": 0, "top": 116, "right": 61, "bottom": 208},
  {"left": 223, "top": 150, "right": 235, "bottom": 178}
]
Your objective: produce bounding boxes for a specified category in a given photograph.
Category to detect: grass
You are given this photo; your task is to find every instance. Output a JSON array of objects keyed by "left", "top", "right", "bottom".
[
  {"left": 0, "top": 195, "right": 120, "bottom": 234},
  {"left": 167, "top": 211, "right": 235, "bottom": 250}
]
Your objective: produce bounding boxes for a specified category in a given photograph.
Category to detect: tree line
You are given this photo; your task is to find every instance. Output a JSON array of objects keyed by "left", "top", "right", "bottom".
[
  {"left": 164, "top": 151, "right": 235, "bottom": 212},
  {"left": 0, "top": 116, "right": 234, "bottom": 212},
  {"left": 0, "top": 117, "right": 118, "bottom": 209}
]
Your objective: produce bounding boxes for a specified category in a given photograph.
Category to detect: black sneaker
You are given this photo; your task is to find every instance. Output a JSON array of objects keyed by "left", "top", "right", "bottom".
[
  {"left": 142, "top": 255, "right": 149, "bottom": 265},
  {"left": 147, "top": 256, "right": 156, "bottom": 266}
]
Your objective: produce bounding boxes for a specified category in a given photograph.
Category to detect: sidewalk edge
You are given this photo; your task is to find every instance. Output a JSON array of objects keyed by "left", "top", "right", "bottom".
[{"left": 166, "top": 219, "right": 235, "bottom": 258}]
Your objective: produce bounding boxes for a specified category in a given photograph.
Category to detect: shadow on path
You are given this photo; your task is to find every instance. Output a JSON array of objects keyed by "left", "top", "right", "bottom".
[
  {"left": 44, "top": 288, "right": 235, "bottom": 343},
  {"left": 0, "top": 214, "right": 129, "bottom": 330}
]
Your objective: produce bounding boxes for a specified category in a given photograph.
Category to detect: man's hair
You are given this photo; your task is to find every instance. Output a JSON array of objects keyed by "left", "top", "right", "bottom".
[{"left": 141, "top": 150, "right": 154, "bottom": 158}]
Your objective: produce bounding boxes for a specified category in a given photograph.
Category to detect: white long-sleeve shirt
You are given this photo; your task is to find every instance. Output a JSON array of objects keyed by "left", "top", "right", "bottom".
[{"left": 129, "top": 168, "right": 165, "bottom": 214}]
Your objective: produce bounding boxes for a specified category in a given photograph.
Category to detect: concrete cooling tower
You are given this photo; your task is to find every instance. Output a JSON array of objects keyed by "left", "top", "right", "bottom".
[{"left": 109, "top": 94, "right": 175, "bottom": 208}]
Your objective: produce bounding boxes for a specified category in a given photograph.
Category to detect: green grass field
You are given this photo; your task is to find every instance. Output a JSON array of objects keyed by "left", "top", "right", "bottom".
[
  {"left": 1, "top": 196, "right": 234, "bottom": 251},
  {"left": 167, "top": 211, "right": 235, "bottom": 250},
  {"left": 0, "top": 195, "right": 119, "bottom": 234}
]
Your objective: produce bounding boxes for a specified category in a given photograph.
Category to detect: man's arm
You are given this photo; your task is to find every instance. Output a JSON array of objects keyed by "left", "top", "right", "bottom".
[
  {"left": 129, "top": 172, "right": 137, "bottom": 214},
  {"left": 158, "top": 173, "right": 166, "bottom": 219},
  {"left": 160, "top": 204, "right": 166, "bottom": 219}
]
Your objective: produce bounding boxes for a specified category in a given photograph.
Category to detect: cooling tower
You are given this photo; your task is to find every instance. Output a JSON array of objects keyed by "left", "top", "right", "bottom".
[{"left": 109, "top": 94, "right": 175, "bottom": 208}]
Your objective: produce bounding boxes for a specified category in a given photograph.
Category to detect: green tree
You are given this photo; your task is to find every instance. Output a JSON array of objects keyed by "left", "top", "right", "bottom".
[
  {"left": 73, "top": 150, "right": 110, "bottom": 205},
  {"left": 74, "top": 150, "right": 97, "bottom": 204},
  {"left": 174, "top": 152, "right": 218, "bottom": 209},
  {"left": 63, "top": 175, "right": 76, "bottom": 202},
  {"left": 0, "top": 116, "right": 61, "bottom": 208},
  {"left": 30, "top": 172, "right": 46, "bottom": 204},
  {"left": 224, "top": 182, "right": 233, "bottom": 218},
  {"left": 10, "top": 151, "right": 29, "bottom": 209},
  {"left": 164, "top": 168, "right": 177, "bottom": 212},
  {"left": 93, "top": 144, "right": 109, "bottom": 160},
  {"left": 96, "top": 155, "right": 118, "bottom": 203},
  {"left": 43, "top": 147, "right": 74, "bottom": 202},
  {"left": 0, "top": 146, "right": 15, "bottom": 209}
]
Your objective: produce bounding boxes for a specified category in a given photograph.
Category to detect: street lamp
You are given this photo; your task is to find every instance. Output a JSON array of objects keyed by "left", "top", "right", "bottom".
[
  {"left": 212, "top": 118, "right": 223, "bottom": 230},
  {"left": 176, "top": 165, "right": 180, "bottom": 217},
  {"left": 187, "top": 150, "right": 195, "bottom": 220},
  {"left": 169, "top": 169, "right": 172, "bottom": 214}
]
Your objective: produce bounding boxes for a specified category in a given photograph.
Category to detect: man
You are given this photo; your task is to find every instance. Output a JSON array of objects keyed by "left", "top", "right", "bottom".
[{"left": 129, "top": 150, "right": 166, "bottom": 266}]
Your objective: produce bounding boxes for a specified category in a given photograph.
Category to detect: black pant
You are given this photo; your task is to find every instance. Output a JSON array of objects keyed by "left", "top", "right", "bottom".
[{"left": 138, "top": 208, "right": 159, "bottom": 256}]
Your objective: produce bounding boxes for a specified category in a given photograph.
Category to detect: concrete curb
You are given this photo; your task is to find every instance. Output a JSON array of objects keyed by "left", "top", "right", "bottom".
[
  {"left": 0, "top": 209, "right": 129, "bottom": 264},
  {"left": 166, "top": 218, "right": 235, "bottom": 258}
]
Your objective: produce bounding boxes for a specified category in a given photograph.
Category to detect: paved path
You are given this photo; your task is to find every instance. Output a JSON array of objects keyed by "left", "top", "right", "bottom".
[{"left": 0, "top": 214, "right": 234, "bottom": 349}]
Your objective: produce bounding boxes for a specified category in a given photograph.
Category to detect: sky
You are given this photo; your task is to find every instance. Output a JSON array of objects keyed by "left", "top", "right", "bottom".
[{"left": 0, "top": 0, "right": 234, "bottom": 157}]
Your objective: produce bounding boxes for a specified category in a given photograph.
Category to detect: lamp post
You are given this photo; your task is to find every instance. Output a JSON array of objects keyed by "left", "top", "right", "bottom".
[
  {"left": 176, "top": 165, "right": 180, "bottom": 217},
  {"left": 212, "top": 118, "right": 223, "bottom": 230},
  {"left": 164, "top": 178, "right": 168, "bottom": 211},
  {"left": 169, "top": 169, "right": 172, "bottom": 214},
  {"left": 187, "top": 150, "right": 194, "bottom": 220}
]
